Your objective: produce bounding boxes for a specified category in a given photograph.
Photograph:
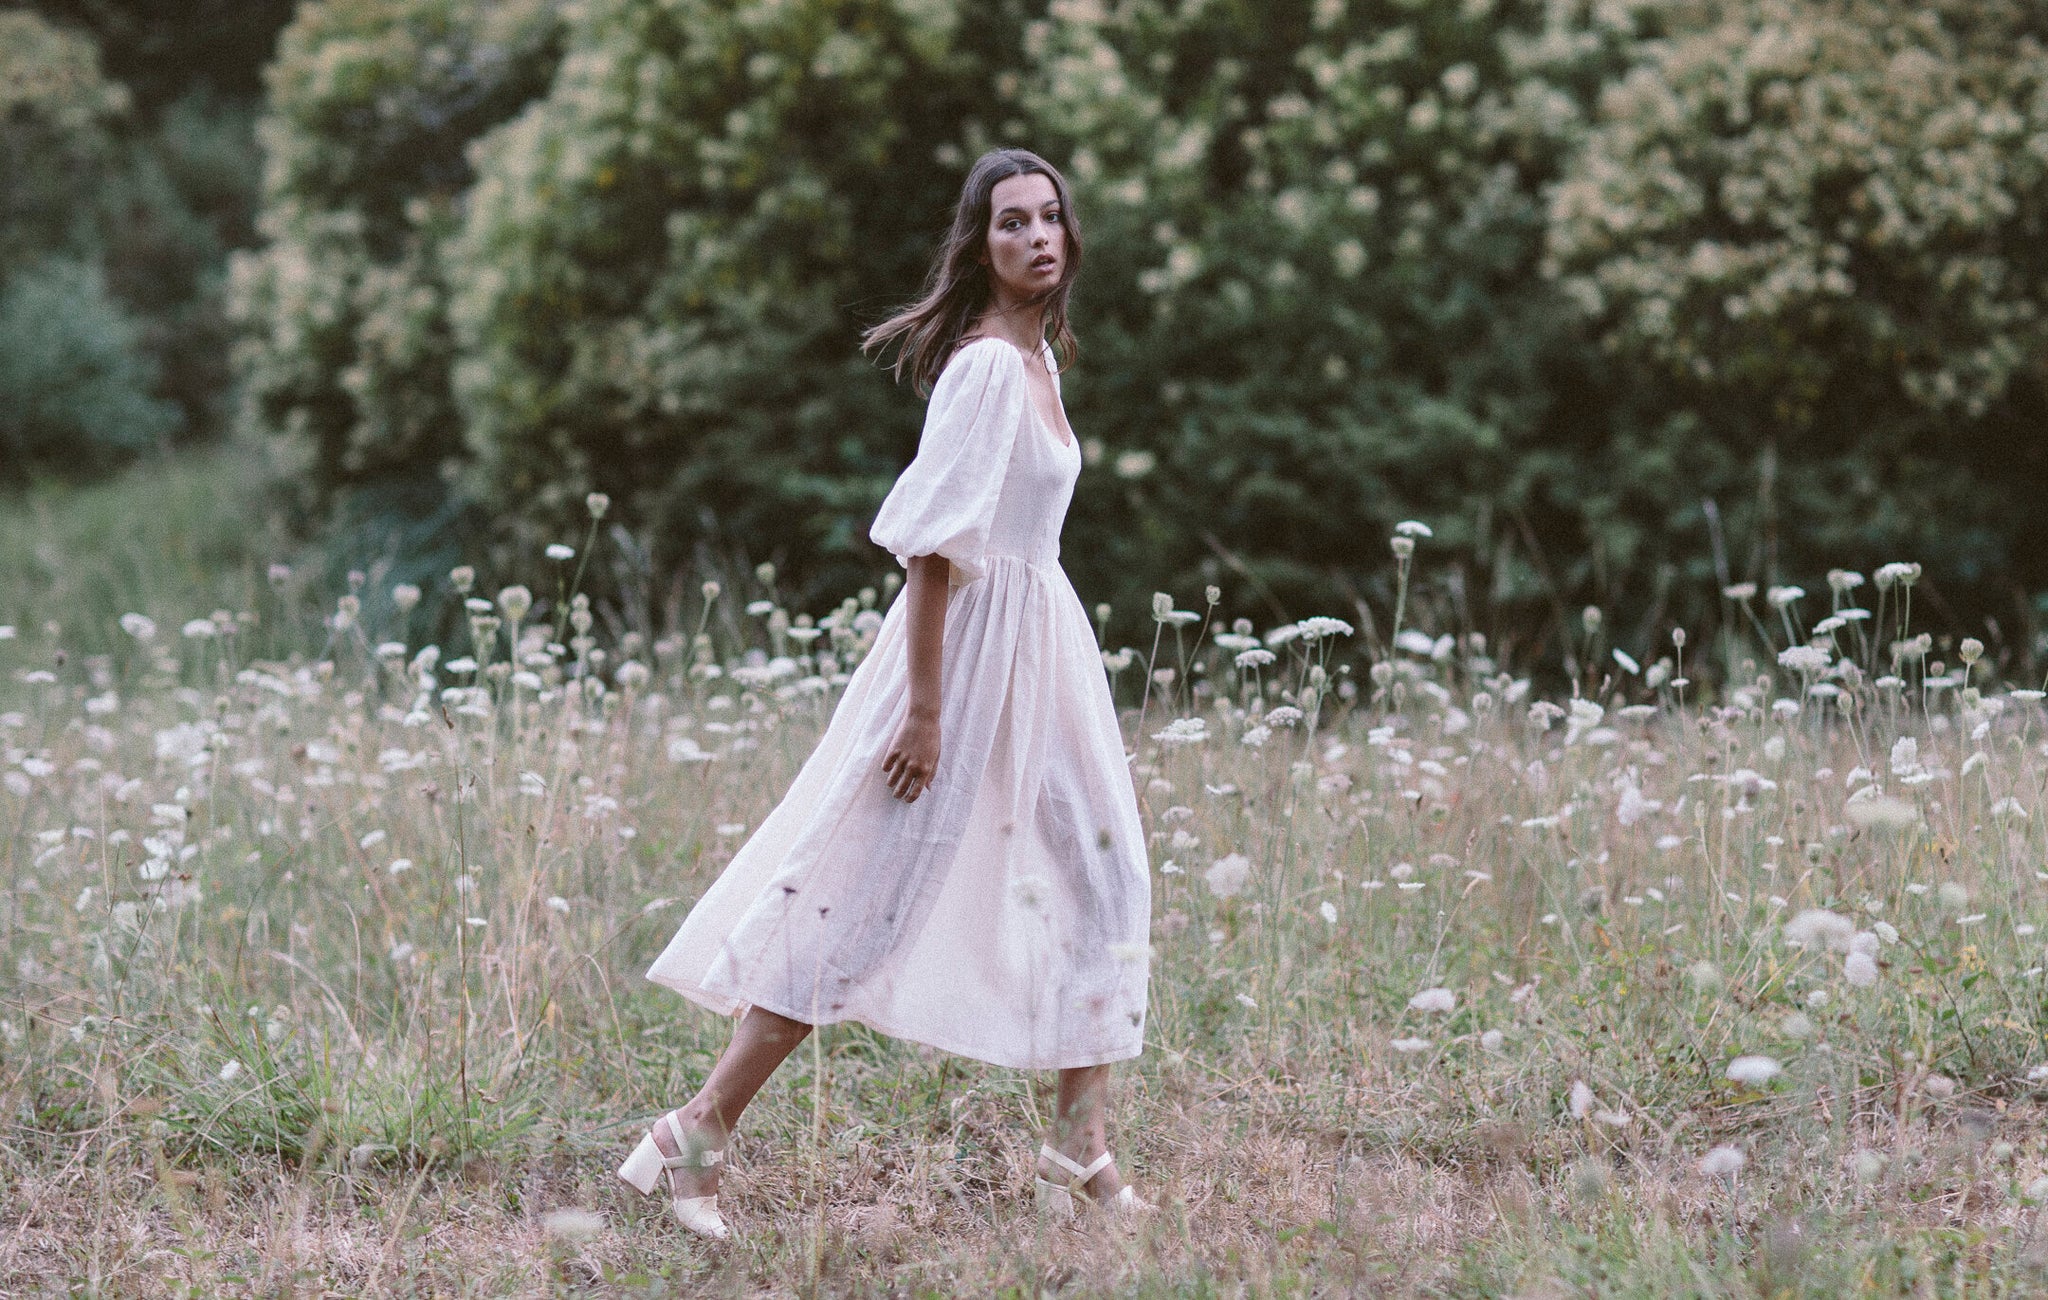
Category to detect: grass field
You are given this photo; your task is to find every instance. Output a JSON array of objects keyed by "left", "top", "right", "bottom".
[{"left": 6, "top": 469, "right": 2048, "bottom": 1296}]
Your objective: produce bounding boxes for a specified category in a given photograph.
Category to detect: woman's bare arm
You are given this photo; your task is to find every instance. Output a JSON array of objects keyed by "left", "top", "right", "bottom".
[{"left": 881, "top": 553, "right": 950, "bottom": 801}]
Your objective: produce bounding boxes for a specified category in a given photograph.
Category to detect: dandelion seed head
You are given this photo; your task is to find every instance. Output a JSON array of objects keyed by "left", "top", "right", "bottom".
[
  {"left": 1205, "top": 853, "right": 1251, "bottom": 899},
  {"left": 1568, "top": 1080, "right": 1594, "bottom": 1118},
  {"left": 1845, "top": 794, "right": 1918, "bottom": 831},
  {"left": 1783, "top": 909, "right": 1855, "bottom": 951},
  {"left": 1726, "top": 1055, "right": 1782, "bottom": 1085},
  {"left": 542, "top": 1206, "right": 604, "bottom": 1240},
  {"left": 1698, "top": 1146, "right": 1746, "bottom": 1177},
  {"left": 1408, "top": 987, "right": 1456, "bottom": 1013}
]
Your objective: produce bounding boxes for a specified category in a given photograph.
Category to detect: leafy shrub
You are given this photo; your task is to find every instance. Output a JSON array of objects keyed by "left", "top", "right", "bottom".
[
  {"left": 1013, "top": 0, "right": 1649, "bottom": 647},
  {"left": 1547, "top": 0, "right": 2048, "bottom": 604},
  {"left": 234, "top": 0, "right": 2048, "bottom": 665},
  {"left": 0, "top": 258, "right": 181, "bottom": 481},
  {"left": 1, "top": 12, "right": 272, "bottom": 475},
  {"left": 442, "top": 0, "right": 1028, "bottom": 587},
  {"left": 0, "top": 11, "right": 127, "bottom": 275},
  {"left": 228, "top": 0, "right": 566, "bottom": 496}
]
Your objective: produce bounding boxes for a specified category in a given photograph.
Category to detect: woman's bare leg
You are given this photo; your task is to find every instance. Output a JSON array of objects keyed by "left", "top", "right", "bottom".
[
  {"left": 651, "top": 1006, "right": 812, "bottom": 1197},
  {"left": 1038, "top": 1064, "right": 1127, "bottom": 1198}
]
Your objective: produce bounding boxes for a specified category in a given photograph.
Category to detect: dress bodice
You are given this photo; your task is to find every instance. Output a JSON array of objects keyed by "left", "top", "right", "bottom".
[{"left": 869, "top": 335, "right": 1081, "bottom": 585}]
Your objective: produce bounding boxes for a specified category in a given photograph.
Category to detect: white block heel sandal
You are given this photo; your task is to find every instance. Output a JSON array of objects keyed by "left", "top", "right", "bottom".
[
  {"left": 1034, "top": 1143, "right": 1154, "bottom": 1227},
  {"left": 618, "top": 1112, "right": 730, "bottom": 1242}
]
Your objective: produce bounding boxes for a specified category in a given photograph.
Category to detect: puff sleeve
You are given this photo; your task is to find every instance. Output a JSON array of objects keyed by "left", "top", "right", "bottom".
[{"left": 868, "top": 338, "right": 1025, "bottom": 587}]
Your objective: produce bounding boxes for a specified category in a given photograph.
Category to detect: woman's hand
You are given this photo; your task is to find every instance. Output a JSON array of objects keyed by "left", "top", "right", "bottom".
[
  {"left": 887, "top": 552, "right": 950, "bottom": 804},
  {"left": 881, "top": 708, "right": 941, "bottom": 802}
]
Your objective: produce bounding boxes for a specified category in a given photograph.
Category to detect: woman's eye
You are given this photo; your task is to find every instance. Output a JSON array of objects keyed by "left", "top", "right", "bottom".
[{"left": 1047, "top": 210, "right": 1062, "bottom": 222}]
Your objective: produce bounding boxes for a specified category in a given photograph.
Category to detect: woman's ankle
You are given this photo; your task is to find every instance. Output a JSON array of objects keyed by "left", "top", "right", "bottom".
[{"left": 653, "top": 1107, "right": 728, "bottom": 1157}]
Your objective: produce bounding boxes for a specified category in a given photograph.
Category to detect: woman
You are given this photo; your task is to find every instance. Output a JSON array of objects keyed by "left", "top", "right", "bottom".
[{"left": 618, "top": 148, "right": 1154, "bottom": 1241}]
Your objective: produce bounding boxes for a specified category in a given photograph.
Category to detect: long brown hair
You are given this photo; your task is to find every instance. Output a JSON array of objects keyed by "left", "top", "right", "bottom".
[{"left": 861, "top": 148, "right": 1082, "bottom": 395}]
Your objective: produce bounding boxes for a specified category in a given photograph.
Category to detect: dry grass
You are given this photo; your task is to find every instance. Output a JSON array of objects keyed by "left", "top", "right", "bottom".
[{"left": 6, "top": 529, "right": 2048, "bottom": 1296}]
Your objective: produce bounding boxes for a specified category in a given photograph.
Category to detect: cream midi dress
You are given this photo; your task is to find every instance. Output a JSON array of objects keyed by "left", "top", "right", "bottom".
[{"left": 644, "top": 336, "right": 1152, "bottom": 1069}]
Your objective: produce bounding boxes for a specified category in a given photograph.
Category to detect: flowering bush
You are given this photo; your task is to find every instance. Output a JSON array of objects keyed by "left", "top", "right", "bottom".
[{"left": 234, "top": 0, "right": 2048, "bottom": 649}]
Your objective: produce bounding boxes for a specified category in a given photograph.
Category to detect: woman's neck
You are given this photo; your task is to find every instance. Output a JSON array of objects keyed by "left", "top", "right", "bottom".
[{"left": 972, "top": 292, "right": 1048, "bottom": 353}]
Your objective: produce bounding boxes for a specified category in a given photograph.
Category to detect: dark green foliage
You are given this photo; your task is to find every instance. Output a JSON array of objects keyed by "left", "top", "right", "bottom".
[
  {"left": 229, "top": 0, "right": 567, "bottom": 500},
  {"left": 441, "top": 0, "right": 1038, "bottom": 594},
  {"left": 0, "top": 257, "right": 181, "bottom": 481},
  {"left": 1546, "top": 0, "right": 2048, "bottom": 650},
  {"left": 1, "top": 11, "right": 272, "bottom": 479},
  {"left": 1017, "top": 0, "right": 1649, "bottom": 653},
  {"left": 231, "top": 0, "right": 2048, "bottom": 666},
  {"left": 24, "top": 0, "right": 296, "bottom": 109}
]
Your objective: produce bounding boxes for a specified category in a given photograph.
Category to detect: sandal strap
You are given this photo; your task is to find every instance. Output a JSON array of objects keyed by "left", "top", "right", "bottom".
[
  {"left": 657, "top": 1112, "right": 725, "bottom": 1169},
  {"left": 1038, "top": 1142, "right": 1115, "bottom": 1187}
]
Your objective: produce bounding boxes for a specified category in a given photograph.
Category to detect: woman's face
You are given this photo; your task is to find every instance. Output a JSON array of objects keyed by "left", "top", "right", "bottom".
[{"left": 981, "top": 172, "right": 1065, "bottom": 302}]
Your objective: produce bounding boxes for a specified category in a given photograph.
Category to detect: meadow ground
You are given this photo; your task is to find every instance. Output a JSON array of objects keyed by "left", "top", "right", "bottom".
[{"left": 6, "top": 461, "right": 2048, "bottom": 1296}]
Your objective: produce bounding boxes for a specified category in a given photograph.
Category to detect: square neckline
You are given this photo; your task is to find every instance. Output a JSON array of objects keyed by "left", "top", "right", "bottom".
[{"left": 956, "top": 335, "right": 1078, "bottom": 454}]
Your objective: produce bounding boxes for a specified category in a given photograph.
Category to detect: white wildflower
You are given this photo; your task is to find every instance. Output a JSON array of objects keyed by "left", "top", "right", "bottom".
[
  {"left": 1152, "top": 718, "right": 1211, "bottom": 746},
  {"left": 1204, "top": 853, "right": 1251, "bottom": 899},
  {"left": 1777, "top": 645, "right": 1830, "bottom": 675}
]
